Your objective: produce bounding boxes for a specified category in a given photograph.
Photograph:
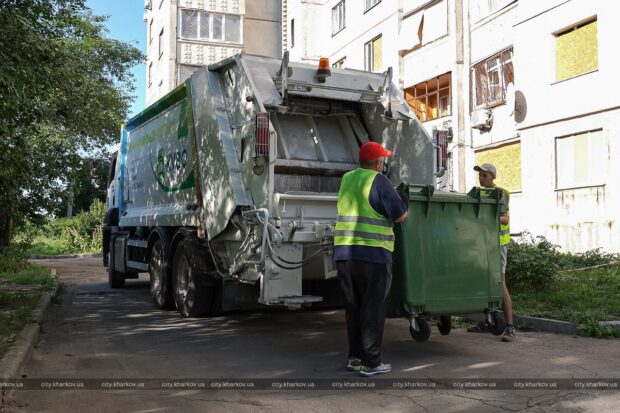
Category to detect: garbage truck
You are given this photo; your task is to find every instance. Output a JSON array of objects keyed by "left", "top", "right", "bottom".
[{"left": 103, "top": 51, "right": 435, "bottom": 318}]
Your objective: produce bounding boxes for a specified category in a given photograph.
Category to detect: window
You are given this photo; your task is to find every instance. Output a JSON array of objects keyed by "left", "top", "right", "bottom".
[
  {"left": 332, "top": 1, "right": 345, "bottom": 35},
  {"left": 364, "top": 35, "right": 382, "bottom": 72},
  {"left": 475, "top": 142, "right": 522, "bottom": 192},
  {"left": 148, "top": 62, "right": 153, "bottom": 86},
  {"left": 556, "top": 130, "right": 606, "bottom": 189},
  {"left": 555, "top": 18, "right": 598, "bottom": 82},
  {"left": 149, "top": 19, "right": 153, "bottom": 44},
  {"left": 473, "top": 0, "right": 516, "bottom": 22},
  {"left": 332, "top": 57, "right": 346, "bottom": 69},
  {"left": 365, "top": 0, "right": 380, "bottom": 12},
  {"left": 291, "top": 19, "right": 295, "bottom": 48},
  {"left": 471, "top": 48, "right": 513, "bottom": 109},
  {"left": 179, "top": 10, "right": 242, "bottom": 43},
  {"left": 158, "top": 28, "right": 164, "bottom": 58},
  {"left": 404, "top": 73, "right": 451, "bottom": 122}
]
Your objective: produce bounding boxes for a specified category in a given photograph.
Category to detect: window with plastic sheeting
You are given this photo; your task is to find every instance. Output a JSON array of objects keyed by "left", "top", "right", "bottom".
[
  {"left": 404, "top": 73, "right": 451, "bottom": 122},
  {"left": 556, "top": 130, "right": 606, "bottom": 189},
  {"left": 364, "top": 35, "right": 382, "bottom": 72},
  {"left": 475, "top": 142, "right": 522, "bottom": 192},
  {"left": 555, "top": 18, "right": 598, "bottom": 82},
  {"left": 471, "top": 48, "right": 513, "bottom": 109}
]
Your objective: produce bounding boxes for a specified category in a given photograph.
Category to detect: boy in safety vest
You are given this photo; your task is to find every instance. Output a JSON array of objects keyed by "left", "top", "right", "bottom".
[
  {"left": 468, "top": 163, "right": 516, "bottom": 342},
  {"left": 334, "top": 141, "right": 409, "bottom": 377}
]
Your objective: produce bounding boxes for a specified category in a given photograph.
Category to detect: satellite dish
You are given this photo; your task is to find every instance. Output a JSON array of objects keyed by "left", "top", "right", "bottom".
[{"left": 505, "top": 82, "right": 516, "bottom": 117}]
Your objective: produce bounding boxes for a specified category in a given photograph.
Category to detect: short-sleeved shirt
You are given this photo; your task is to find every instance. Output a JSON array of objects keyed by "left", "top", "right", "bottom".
[{"left": 333, "top": 173, "right": 408, "bottom": 264}]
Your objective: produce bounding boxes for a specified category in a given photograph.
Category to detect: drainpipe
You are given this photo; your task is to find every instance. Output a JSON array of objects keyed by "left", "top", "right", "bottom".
[{"left": 456, "top": 0, "right": 466, "bottom": 192}]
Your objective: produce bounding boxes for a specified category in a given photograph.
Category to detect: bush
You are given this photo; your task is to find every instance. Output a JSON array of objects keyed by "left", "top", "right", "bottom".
[
  {"left": 21, "top": 199, "right": 106, "bottom": 256},
  {"left": 559, "top": 248, "right": 620, "bottom": 270},
  {"left": 505, "top": 233, "right": 563, "bottom": 289}
]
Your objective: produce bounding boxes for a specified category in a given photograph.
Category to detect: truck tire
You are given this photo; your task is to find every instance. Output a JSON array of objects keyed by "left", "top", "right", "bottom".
[
  {"left": 108, "top": 238, "right": 126, "bottom": 289},
  {"left": 149, "top": 239, "right": 174, "bottom": 309},
  {"left": 172, "top": 237, "right": 220, "bottom": 317}
]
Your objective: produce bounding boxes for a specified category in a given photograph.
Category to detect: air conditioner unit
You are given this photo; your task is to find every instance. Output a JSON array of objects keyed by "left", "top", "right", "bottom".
[
  {"left": 144, "top": 0, "right": 152, "bottom": 10},
  {"left": 471, "top": 109, "right": 493, "bottom": 130}
]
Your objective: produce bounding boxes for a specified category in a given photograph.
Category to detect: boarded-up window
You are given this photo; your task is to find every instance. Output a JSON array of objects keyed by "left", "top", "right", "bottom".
[
  {"left": 364, "top": 35, "right": 382, "bottom": 72},
  {"left": 404, "top": 73, "right": 451, "bottom": 122},
  {"left": 471, "top": 48, "right": 513, "bottom": 109},
  {"left": 555, "top": 18, "right": 598, "bottom": 81},
  {"left": 556, "top": 130, "right": 606, "bottom": 189},
  {"left": 475, "top": 142, "right": 522, "bottom": 192}
]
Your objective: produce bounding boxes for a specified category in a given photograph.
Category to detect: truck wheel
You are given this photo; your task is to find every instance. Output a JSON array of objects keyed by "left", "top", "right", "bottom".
[
  {"left": 149, "top": 239, "right": 174, "bottom": 309},
  {"left": 409, "top": 317, "right": 431, "bottom": 342},
  {"left": 108, "top": 239, "right": 125, "bottom": 289},
  {"left": 172, "top": 237, "right": 215, "bottom": 317},
  {"left": 437, "top": 316, "right": 452, "bottom": 335},
  {"left": 489, "top": 311, "right": 506, "bottom": 336}
]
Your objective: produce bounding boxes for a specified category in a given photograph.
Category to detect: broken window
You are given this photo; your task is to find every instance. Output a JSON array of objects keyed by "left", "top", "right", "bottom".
[
  {"left": 364, "top": 35, "right": 382, "bottom": 72},
  {"left": 178, "top": 9, "right": 242, "bottom": 43},
  {"left": 404, "top": 73, "right": 451, "bottom": 122},
  {"left": 555, "top": 18, "right": 598, "bottom": 82},
  {"left": 556, "top": 130, "right": 606, "bottom": 189},
  {"left": 471, "top": 48, "right": 513, "bottom": 109},
  {"left": 332, "top": 1, "right": 345, "bottom": 35}
]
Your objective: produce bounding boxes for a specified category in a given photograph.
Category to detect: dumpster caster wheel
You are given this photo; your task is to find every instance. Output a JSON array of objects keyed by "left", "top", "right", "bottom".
[
  {"left": 409, "top": 318, "right": 431, "bottom": 342},
  {"left": 489, "top": 312, "right": 506, "bottom": 336},
  {"left": 437, "top": 316, "right": 452, "bottom": 336}
]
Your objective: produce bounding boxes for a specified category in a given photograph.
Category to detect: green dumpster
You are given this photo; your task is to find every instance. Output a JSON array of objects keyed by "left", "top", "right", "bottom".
[{"left": 389, "top": 183, "right": 506, "bottom": 342}]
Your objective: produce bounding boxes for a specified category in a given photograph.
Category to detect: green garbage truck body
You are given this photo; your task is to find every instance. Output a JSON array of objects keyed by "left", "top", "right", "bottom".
[{"left": 104, "top": 52, "right": 435, "bottom": 316}]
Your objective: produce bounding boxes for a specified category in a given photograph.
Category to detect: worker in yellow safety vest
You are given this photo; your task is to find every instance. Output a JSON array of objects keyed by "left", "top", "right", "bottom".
[
  {"left": 334, "top": 141, "right": 408, "bottom": 377},
  {"left": 468, "top": 163, "right": 516, "bottom": 342}
]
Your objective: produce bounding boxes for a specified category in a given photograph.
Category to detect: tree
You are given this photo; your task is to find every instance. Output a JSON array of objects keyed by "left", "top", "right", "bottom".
[{"left": 0, "top": 0, "right": 143, "bottom": 246}]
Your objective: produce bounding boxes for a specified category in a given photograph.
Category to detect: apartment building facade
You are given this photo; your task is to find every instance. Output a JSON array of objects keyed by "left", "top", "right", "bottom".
[
  {"left": 144, "top": 0, "right": 282, "bottom": 105},
  {"left": 283, "top": 0, "right": 620, "bottom": 252}
]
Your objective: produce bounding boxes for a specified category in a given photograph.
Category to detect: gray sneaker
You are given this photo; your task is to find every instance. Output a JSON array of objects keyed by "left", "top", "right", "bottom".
[
  {"left": 501, "top": 326, "right": 516, "bottom": 342},
  {"left": 359, "top": 362, "right": 392, "bottom": 377},
  {"left": 346, "top": 358, "right": 362, "bottom": 372}
]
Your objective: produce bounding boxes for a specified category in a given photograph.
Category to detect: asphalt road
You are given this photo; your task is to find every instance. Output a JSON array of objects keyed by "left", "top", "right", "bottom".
[{"left": 1, "top": 257, "right": 619, "bottom": 412}]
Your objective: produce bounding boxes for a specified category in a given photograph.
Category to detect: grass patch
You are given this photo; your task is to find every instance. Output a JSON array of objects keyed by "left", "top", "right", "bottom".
[
  {"left": 512, "top": 266, "right": 620, "bottom": 338},
  {"left": 0, "top": 249, "right": 54, "bottom": 359},
  {"left": 27, "top": 236, "right": 72, "bottom": 256}
]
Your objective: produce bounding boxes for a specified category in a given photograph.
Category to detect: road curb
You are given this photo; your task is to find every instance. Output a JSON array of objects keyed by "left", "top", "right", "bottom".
[
  {"left": 464, "top": 314, "right": 583, "bottom": 335},
  {"left": 514, "top": 315, "right": 580, "bottom": 335},
  {"left": 28, "top": 253, "right": 102, "bottom": 260},
  {"left": 0, "top": 270, "right": 60, "bottom": 382}
]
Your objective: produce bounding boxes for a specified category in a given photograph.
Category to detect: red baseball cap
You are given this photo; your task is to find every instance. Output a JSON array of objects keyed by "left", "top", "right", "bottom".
[{"left": 359, "top": 141, "right": 394, "bottom": 161}]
